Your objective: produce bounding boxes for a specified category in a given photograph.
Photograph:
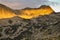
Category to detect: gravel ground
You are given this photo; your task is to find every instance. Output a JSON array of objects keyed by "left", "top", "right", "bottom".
[{"left": 0, "top": 13, "right": 60, "bottom": 40}]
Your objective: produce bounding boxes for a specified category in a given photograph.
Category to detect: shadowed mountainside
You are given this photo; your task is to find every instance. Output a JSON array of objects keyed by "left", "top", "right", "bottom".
[{"left": 0, "top": 12, "right": 60, "bottom": 40}]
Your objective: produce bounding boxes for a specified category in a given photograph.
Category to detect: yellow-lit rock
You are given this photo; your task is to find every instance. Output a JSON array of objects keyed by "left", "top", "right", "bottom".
[
  {"left": 0, "top": 4, "right": 16, "bottom": 19},
  {"left": 0, "top": 4, "right": 54, "bottom": 19},
  {"left": 18, "top": 5, "right": 54, "bottom": 19}
]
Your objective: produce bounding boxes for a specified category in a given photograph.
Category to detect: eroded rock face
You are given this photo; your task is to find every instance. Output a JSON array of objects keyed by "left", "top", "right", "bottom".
[
  {"left": 0, "top": 13, "right": 60, "bottom": 40},
  {"left": 18, "top": 5, "right": 54, "bottom": 19},
  {"left": 0, "top": 4, "right": 54, "bottom": 20},
  {"left": 0, "top": 4, "right": 16, "bottom": 19},
  {"left": 0, "top": 4, "right": 55, "bottom": 22}
]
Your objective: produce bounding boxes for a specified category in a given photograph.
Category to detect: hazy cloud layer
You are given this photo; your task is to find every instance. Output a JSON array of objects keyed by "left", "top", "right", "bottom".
[
  {"left": 0, "top": 0, "right": 60, "bottom": 12},
  {"left": 0, "top": 0, "right": 48, "bottom": 9}
]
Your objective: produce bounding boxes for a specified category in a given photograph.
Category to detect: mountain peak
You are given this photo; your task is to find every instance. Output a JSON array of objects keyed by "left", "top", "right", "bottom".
[
  {"left": 0, "top": 4, "right": 55, "bottom": 19},
  {"left": 18, "top": 5, "right": 54, "bottom": 19},
  {"left": 0, "top": 4, "right": 11, "bottom": 9},
  {"left": 0, "top": 4, "right": 16, "bottom": 19},
  {"left": 40, "top": 5, "right": 50, "bottom": 7},
  {"left": 0, "top": 4, "right": 8, "bottom": 8},
  {"left": 39, "top": 5, "right": 53, "bottom": 9},
  {"left": 0, "top": 4, "right": 5, "bottom": 6}
]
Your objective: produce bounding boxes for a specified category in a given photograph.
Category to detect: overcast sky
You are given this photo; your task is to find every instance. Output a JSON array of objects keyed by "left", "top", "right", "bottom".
[{"left": 0, "top": 0, "right": 60, "bottom": 12}]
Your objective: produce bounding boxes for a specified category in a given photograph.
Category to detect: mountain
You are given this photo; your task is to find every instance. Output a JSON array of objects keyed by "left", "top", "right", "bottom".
[
  {"left": 0, "top": 4, "right": 60, "bottom": 40},
  {"left": 18, "top": 5, "right": 54, "bottom": 19},
  {"left": 0, "top": 4, "right": 55, "bottom": 19},
  {"left": 0, "top": 4, "right": 16, "bottom": 19},
  {"left": 0, "top": 12, "right": 60, "bottom": 40}
]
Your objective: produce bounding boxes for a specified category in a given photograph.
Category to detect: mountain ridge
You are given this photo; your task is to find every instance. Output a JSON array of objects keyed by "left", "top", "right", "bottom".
[
  {"left": 0, "top": 4, "right": 60, "bottom": 40},
  {"left": 18, "top": 5, "right": 54, "bottom": 19},
  {"left": 0, "top": 4, "right": 16, "bottom": 19},
  {"left": 0, "top": 4, "right": 56, "bottom": 19}
]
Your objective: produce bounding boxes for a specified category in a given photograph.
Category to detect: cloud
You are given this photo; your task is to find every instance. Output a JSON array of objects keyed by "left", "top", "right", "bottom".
[
  {"left": 0, "top": 0, "right": 60, "bottom": 9},
  {"left": 48, "top": 0, "right": 60, "bottom": 3},
  {"left": 1, "top": 2, "right": 20, "bottom": 9},
  {"left": 50, "top": 5, "right": 60, "bottom": 12},
  {"left": 0, "top": 0, "right": 49, "bottom": 9},
  {"left": 0, "top": 2, "right": 26, "bottom": 9}
]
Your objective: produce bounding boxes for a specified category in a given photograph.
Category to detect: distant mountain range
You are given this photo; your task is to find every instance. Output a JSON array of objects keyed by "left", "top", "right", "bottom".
[{"left": 0, "top": 4, "right": 55, "bottom": 19}]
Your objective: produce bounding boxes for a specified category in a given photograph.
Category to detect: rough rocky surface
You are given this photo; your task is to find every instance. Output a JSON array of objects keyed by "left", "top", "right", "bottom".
[{"left": 0, "top": 13, "right": 60, "bottom": 40}]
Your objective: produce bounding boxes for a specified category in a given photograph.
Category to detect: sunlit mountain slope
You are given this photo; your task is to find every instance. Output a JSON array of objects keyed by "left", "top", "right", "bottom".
[
  {"left": 18, "top": 5, "right": 54, "bottom": 19},
  {"left": 0, "top": 4, "right": 54, "bottom": 19},
  {"left": 0, "top": 4, "right": 16, "bottom": 19}
]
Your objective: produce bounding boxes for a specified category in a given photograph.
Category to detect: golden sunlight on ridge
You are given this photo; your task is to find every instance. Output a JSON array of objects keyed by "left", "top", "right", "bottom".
[
  {"left": 0, "top": 4, "right": 16, "bottom": 19},
  {"left": 0, "top": 9, "right": 16, "bottom": 19},
  {"left": 18, "top": 5, "right": 54, "bottom": 19},
  {"left": 0, "top": 4, "right": 54, "bottom": 19}
]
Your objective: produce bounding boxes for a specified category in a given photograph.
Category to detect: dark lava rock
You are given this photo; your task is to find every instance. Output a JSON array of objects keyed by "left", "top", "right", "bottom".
[{"left": 0, "top": 13, "right": 60, "bottom": 40}]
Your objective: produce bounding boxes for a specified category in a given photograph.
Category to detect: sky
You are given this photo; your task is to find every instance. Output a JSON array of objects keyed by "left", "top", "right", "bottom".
[{"left": 0, "top": 0, "right": 60, "bottom": 12}]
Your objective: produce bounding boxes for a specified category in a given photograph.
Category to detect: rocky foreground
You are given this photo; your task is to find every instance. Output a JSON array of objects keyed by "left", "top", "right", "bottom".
[{"left": 0, "top": 13, "right": 60, "bottom": 40}]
